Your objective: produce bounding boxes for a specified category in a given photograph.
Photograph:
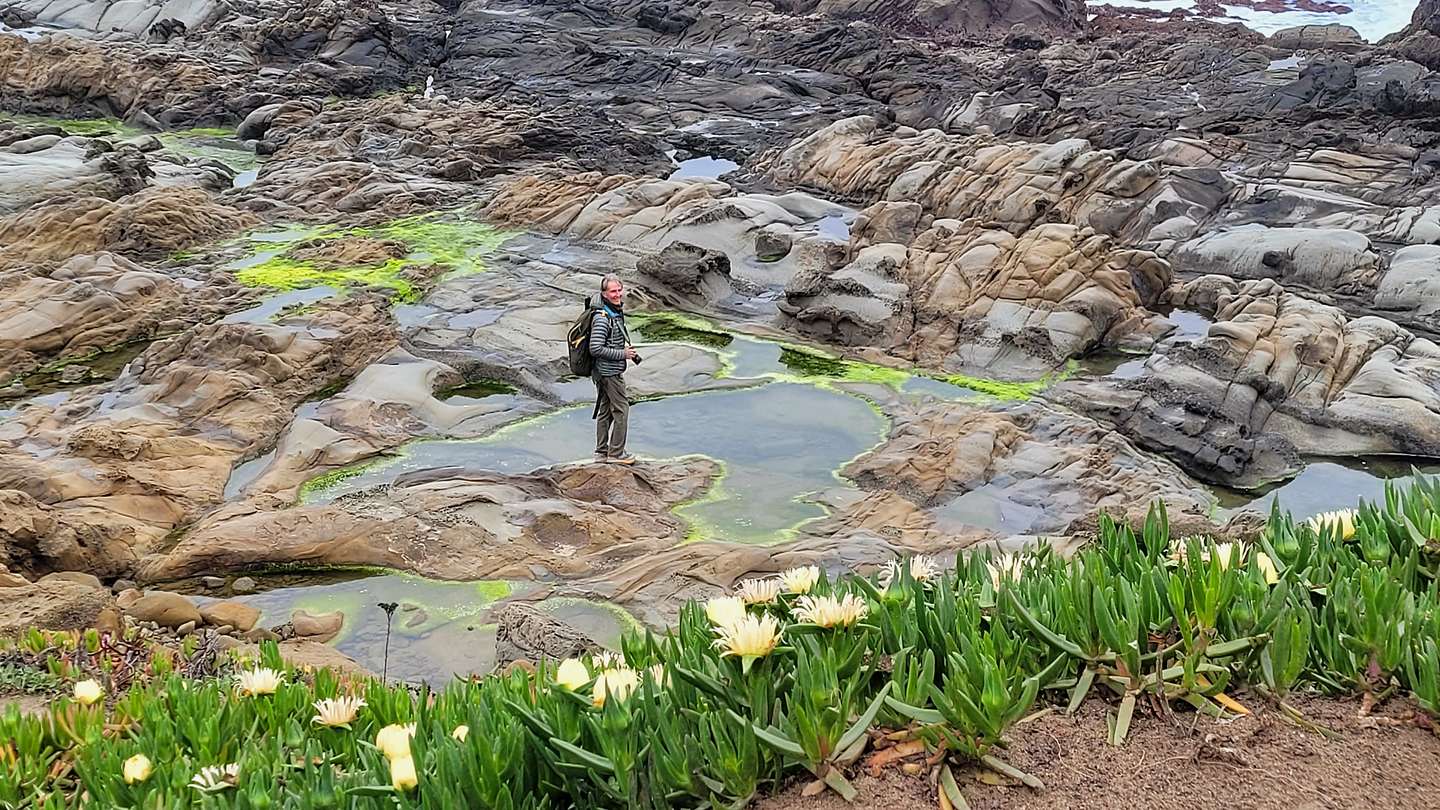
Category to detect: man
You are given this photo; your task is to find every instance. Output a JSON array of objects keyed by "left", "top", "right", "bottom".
[{"left": 590, "top": 273, "right": 638, "bottom": 464}]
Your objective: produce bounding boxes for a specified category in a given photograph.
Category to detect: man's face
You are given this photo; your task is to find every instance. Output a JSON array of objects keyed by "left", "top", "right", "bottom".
[{"left": 602, "top": 280, "right": 624, "bottom": 306}]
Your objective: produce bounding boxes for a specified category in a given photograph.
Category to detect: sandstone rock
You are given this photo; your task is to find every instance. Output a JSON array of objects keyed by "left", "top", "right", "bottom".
[
  {"left": 228, "top": 639, "right": 374, "bottom": 679},
  {"left": 116, "top": 588, "right": 142, "bottom": 609},
  {"left": 199, "top": 600, "right": 260, "bottom": 633},
  {"left": 0, "top": 571, "right": 31, "bottom": 588},
  {"left": 176, "top": 620, "right": 196, "bottom": 636},
  {"left": 232, "top": 576, "right": 257, "bottom": 594},
  {"left": 636, "top": 241, "right": 733, "bottom": 302},
  {"left": 124, "top": 591, "right": 201, "bottom": 629},
  {"left": 200, "top": 576, "right": 225, "bottom": 589},
  {"left": 112, "top": 578, "right": 137, "bottom": 593},
  {"left": 755, "top": 226, "right": 793, "bottom": 262},
  {"left": 0, "top": 580, "right": 115, "bottom": 635},
  {"left": 290, "top": 609, "right": 344, "bottom": 642},
  {"left": 242, "top": 627, "right": 280, "bottom": 642},
  {"left": 38, "top": 571, "right": 103, "bottom": 589}
]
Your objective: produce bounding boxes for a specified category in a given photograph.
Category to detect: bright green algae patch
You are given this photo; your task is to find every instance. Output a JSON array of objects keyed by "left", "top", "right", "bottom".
[{"left": 228, "top": 212, "right": 514, "bottom": 302}]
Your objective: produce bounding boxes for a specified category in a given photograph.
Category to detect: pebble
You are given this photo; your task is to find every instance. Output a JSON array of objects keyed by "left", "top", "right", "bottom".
[
  {"left": 112, "top": 578, "right": 137, "bottom": 594},
  {"left": 232, "top": 576, "right": 257, "bottom": 594},
  {"left": 176, "top": 621, "right": 196, "bottom": 636},
  {"left": 201, "top": 576, "right": 226, "bottom": 589}
]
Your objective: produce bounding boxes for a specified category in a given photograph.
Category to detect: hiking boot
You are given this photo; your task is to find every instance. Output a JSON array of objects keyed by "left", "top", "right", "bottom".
[
  {"left": 593, "top": 452, "right": 609, "bottom": 463},
  {"left": 608, "top": 452, "right": 637, "bottom": 465}
]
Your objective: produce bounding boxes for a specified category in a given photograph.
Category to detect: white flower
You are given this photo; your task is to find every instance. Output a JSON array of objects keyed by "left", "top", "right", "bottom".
[
  {"left": 1254, "top": 551, "right": 1280, "bottom": 585},
  {"left": 793, "top": 594, "right": 868, "bottom": 628},
  {"left": 878, "top": 556, "right": 940, "bottom": 589},
  {"left": 122, "top": 753, "right": 152, "bottom": 784},
  {"left": 1304, "top": 509, "right": 1358, "bottom": 540},
  {"left": 592, "top": 650, "right": 623, "bottom": 669},
  {"left": 713, "top": 614, "right": 781, "bottom": 658},
  {"left": 735, "top": 577, "right": 782, "bottom": 605},
  {"left": 985, "top": 554, "right": 1024, "bottom": 590},
  {"left": 648, "top": 663, "right": 668, "bottom": 687},
  {"left": 778, "top": 565, "right": 820, "bottom": 594},
  {"left": 452, "top": 724, "right": 469, "bottom": 742},
  {"left": 554, "top": 658, "right": 590, "bottom": 690},
  {"left": 312, "top": 696, "right": 365, "bottom": 728},
  {"left": 374, "top": 723, "right": 416, "bottom": 761},
  {"left": 189, "top": 763, "right": 239, "bottom": 792},
  {"left": 73, "top": 679, "right": 103, "bottom": 706},
  {"left": 592, "top": 668, "right": 641, "bottom": 708},
  {"left": 704, "top": 596, "right": 747, "bottom": 629},
  {"left": 235, "top": 667, "right": 283, "bottom": 697}
]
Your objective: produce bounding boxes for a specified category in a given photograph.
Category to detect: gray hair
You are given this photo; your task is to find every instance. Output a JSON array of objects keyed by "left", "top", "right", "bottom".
[{"left": 600, "top": 273, "right": 623, "bottom": 293}]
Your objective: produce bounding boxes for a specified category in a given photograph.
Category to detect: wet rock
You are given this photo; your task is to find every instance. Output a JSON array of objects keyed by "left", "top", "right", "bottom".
[
  {"left": 493, "top": 603, "right": 601, "bottom": 667},
  {"left": 290, "top": 609, "right": 344, "bottom": 642},
  {"left": 199, "top": 600, "right": 260, "bottom": 633},
  {"left": 0, "top": 580, "right": 115, "bottom": 635},
  {"left": 1269, "top": 25, "right": 1366, "bottom": 53},
  {"left": 232, "top": 576, "right": 257, "bottom": 594},
  {"left": 123, "top": 591, "right": 201, "bottom": 629}
]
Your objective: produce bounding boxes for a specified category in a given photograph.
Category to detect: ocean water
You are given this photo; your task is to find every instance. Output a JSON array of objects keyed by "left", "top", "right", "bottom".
[{"left": 1092, "top": 0, "right": 1418, "bottom": 42}]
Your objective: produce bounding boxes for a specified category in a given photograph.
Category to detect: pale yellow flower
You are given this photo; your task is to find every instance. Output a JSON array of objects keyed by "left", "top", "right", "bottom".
[
  {"left": 452, "top": 724, "right": 469, "bottom": 742},
  {"left": 713, "top": 613, "right": 781, "bottom": 658},
  {"left": 592, "top": 667, "right": 641, "bottom": 708},
  {"left": 878, "top": 555, "right": 939, "bottom": 589},
  {"left": 778, "top": 565, "right": 820, "bottom": 594},
  {"left": 390, "top": 755, "right": 418, "bottom": 791},
  {"left": 374, "top": 723, "right": 415, "bottom": 761},
  {"left": 73, "top": 679, "right": 103, "bottom": 706},
  {"left": 704, "top": 596, "right": 747, "bottom": 629},
  {"left": 985, "top": 554, "right": 1024, "bottom": 590},
  {"left": 648, "top": 663, "right": 668, "bottom": 687},
  {"left": 793, "top": 594, "right": 868, "bottom": 628},
  {"left": 735, "top": 577, "right": 782, "bottom": 605},
  {"left": 312, "top": 696, "right": 365, "bottom": 728},
  {"left": 1254, "top": 551, "right": 1280, "bottom": 585},
  {"left": 1172, "top": 539, "right": 1238, "bottom": 569},
  {"left": 122, "top": 753, "right": 152, "bottom": 785},
  {"left": 189, "top": 763, "right": 239, "bottom": 792},
  {"left": 1304, "top": 509, "right": 1358, "bottom": 540},
  {"left": 235, "top": 667, "right": 283, "bottom": 697},
  {"left": 554, "top": 658, "right": 590, "bottom": 690}
]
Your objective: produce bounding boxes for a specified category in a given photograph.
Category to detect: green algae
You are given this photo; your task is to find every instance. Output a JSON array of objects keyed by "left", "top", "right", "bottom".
[
  {"left": 298, "top": 463, "right": 377, "bottom": 499},
  {"left": 438, "top": 379, "right": 518, "bottom": 400},
  {"left": 229, "top": 212, "right": 513, "bottom": 301},
  {"left": 633, "top": 313, "right": 734, "bottom": 349},
  {"left": 236, "top": 257, "right": 418, "bottom": 302}
]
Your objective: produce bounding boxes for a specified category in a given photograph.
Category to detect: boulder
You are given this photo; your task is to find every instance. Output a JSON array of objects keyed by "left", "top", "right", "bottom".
[
  {"left": 635, "top": 241, "right": 733, "bottom": 301},
  {"left": 123, "top": 591, "right": 201, "bottom": 629},
  {"left": 38, "top": 571, "right": 103, "bottom": 590},
  {"left": 290, "top": 609, "right": 344, "bottom": 642},
  {"left": 199, "top": 600, "right": 261, "bottom": 633},
  {"left": 493, "top": 603, "right": 601, "bottom": 667},
  {"left": 0, "top": 580, "right": 115, "bottom": 635},
  {"left": 1269, "top": 25, "right": 1366, "bottom": 53}
]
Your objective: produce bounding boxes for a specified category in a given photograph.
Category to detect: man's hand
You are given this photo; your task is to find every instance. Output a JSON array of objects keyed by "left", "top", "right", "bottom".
[{"left": 624, "top": 346, "right": 638, "bottom": 360}]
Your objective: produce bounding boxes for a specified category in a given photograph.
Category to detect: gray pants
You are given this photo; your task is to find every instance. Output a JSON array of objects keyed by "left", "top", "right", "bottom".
[{"left": 592, "top": 373, "right": 629, "bottom": 456}]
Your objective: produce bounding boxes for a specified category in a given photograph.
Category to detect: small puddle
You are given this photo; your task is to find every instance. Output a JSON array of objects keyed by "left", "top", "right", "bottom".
[
  {"left": 667, "top": 153, "right": 739, "bottom": 180},
  {"left": 222, "top": 287, "right": 339, "bottom": 325},
  {"left": 437, "top": 379, "right": 518, "bottom": 402},
  {"left": 190, "top": 573, "right": 541, "bottom": 684},
  {"left": 1164, "top": 308, "right": 1213, "bottom": 340},
  {"left": 224, "top": 450, "right": 276, "bottom": 500},
  {"left": 1214, "top": 457, "right": 1440, "bottom": 520},
  {"left": 0, "top": 340, "right": 154, "bottom": 403},
  {"left": 233, "top": 169, "right": 259, "bottom": 188},
  {"left": 812, "top": 213, "right": 853, "bottom": 242}
]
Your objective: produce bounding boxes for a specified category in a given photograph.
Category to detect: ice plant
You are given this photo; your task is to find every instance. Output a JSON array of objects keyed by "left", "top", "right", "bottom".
[
  {"left": 554, "top": 658, "right": 590, "bottom": 690},
  {"left": 235, "top": 667, "right": 283, "bottom": 697},
  {"left": 736, "top": 577, "right": 782, "bottom": 605},
  {"left": 592, "top": 650, "right": 622, "bottom": 669},
  {"left": 592, "top": 668, "right": 641, "bottom": 708},
  {"left": 390, "top": 755, "right": 418, "bottom": 791},
  {"left": 1254, "top": 551, "right": 1280, "bottom": 585},
  {"left": 648, "top": 663, "right": 668, "bottom": 686},
  {"left": 704, "top": 596, "right": 747, "bottom": 629},
  {"left": 375, "top": 723, "right": 415, "bottom": 761},
  {"left": 1305, "top": 509, "right": 1358, "bottom": 540},
  {"left": 779, "top": 565, "right": 820, "bottom": 594},
  {"left": 793, "top": 594, "right": 868, "bottom": 628},
  {"left": 189, "top": 764, "right": 239, "bottom": 793},
  {"left": 122, "top": 753, "right": 152, "bottom": 785},
  {"left": 452, "top": 724, "right": 469, "bottom": 742},
  {"left": 986, "top": 554, "right": 1024, "bottom": 590},
  {"left": 312, "top": 696, "right": 365, "bottom": 728},
  {"left": 713, "top": 613, "right": 781, "bottom": 659},
  {"left": 72, "top": 679, "right": 103, "bottom": 706},
  {"left": 878, "top": 555, "right": 940, "bottom": 589}
]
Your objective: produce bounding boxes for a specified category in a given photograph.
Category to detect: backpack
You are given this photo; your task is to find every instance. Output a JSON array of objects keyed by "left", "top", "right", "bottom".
[{"left": 567, "top": 297, "right": 600, "bottom": 376}]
